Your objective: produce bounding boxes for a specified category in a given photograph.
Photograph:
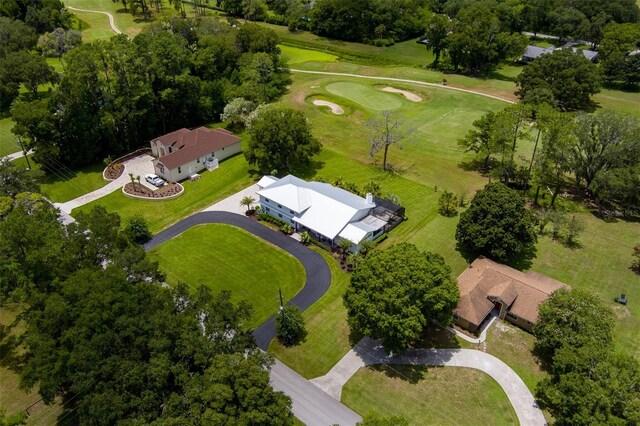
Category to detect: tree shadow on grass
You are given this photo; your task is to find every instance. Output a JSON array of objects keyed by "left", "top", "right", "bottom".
[
  {"left": 294, "top": 159, "right": 326, "bottom": 180},
  {"left": 455, "top": 242, "right": 536, "bottom": 271},
  {"left": 414, "top": 323, "right": 461, "bottom": 350},
  {"left": 457, "top": 157, "right": 497, "bottom": 176},
  {"left": 0, "top": 323, "right": 26, "bottom": 373}
]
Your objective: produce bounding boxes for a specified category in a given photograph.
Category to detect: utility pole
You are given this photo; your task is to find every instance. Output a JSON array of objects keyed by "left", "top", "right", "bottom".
[
  {"left": 278, "top": 288, "right": 286, "bottom": 323},
  {"left": 16, "top": 137, "right": 31, "bottom": 170}
]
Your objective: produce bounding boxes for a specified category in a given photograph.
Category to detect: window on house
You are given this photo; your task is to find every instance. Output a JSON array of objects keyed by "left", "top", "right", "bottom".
[
  {"left": 278, "top": 213, "right": 282, "bottom": 218},
  {"left": 158, "top": 164, "right": 164, "bottom": 173},
  {"left": 197, "top": 158, "right": 200, "bottom": 163},
  {"left": 278, "top": 204, "right": 282, "bottom": 208},
  {"left": 169, "top": 147, "right": 173, "bottom": 153},
  {"left": 265, "top": 207, "right": 270, "bottom": 212},
  {"left": 178, "top": 166, "right": 181, "bottom": 174},
  {"left": 265, "top": 199, "right": 270, "bottom": 203},
  {"left": 289, "top": 210, "right": 294, "bottom": 214}
]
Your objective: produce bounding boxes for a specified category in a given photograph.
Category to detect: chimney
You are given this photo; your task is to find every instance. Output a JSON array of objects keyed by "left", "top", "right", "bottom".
[{"left": 366, "top": 193, "right": 373, "bottom": 205}]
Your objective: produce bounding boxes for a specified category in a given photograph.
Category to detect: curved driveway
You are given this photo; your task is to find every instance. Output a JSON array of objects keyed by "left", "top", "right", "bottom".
[
  {"left": 67, "top": 6, "right": 122, "bottom": 35},
  {"left": 144, "top": 211, "right": 331, "bottom": 350},
  {"left": 311, "top": 337, "right": 546, "bottom": 425}
]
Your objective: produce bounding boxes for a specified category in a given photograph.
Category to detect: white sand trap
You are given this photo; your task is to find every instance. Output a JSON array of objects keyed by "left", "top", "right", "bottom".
[
  {"left": 382, "top": 86, "right": 422, "bottom": 102},
  {"left": 313, "top": 100, "right": 344, "bottom": 115}
]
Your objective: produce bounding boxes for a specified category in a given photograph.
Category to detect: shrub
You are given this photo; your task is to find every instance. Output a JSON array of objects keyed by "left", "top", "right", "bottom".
[
  {"left": 275, "top": 305, "right": 306, "bottom": 346},
  {"left": 310, "top": 238, "right": 331, "bottom": 252},
  {"left": 125, "top": 215, "right": 152, "bottom": 244},
  {"left": 257, "top": 213, "right": 287, "bottom": 228},
  {"left": 299, "top": 231, "right": 311, "bottom": 245},
  {"left": 631, "top": 245, "right": 640, "bottom": 274},
  {"left": 565, "top": 215, "right": 584, "bottom": 246},
  {"left": 280, "top": 223, "right": 293, "bottom": 235},
  {"left": 438, "top": 191, "right": 458, "bottom": 217},
  {"left": 373, "top": 233, "right": 388, "bottom": 244}
]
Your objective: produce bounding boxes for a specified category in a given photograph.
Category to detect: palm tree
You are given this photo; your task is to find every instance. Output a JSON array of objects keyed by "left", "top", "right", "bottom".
[
  {"left": 136, "top": 175, "right": 141, "bottom": 189},
  {"left": 338, "top": 238, "right": 353, "bottom": 261},
  {"left": 129, "top": 172, "right": 135, "bottom": 187},
  {"left": 240, "top": 196, "right": 256, "bottom": 213}
]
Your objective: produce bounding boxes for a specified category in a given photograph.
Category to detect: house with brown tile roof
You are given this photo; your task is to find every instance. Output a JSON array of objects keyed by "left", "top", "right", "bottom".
[
  {"left": 454, "top": 257, "right": 570, "bottom": 333},
  {"left": 150, "top": 127, "right": 242, "bottom": 182}
]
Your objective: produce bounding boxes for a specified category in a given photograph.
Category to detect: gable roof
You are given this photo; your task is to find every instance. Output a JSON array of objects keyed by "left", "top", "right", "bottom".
[
  {"left": 455, "top": 257, "right": 570, "bottom": 327},
  {"left": 153, "top": 127, "right": 241, "bottom": 170},
  {"left": 257, "top": 175, "right": 376, "bottom": 240},
  {"left": 523, "top": 45, "right": 554, "bottom": 59}
]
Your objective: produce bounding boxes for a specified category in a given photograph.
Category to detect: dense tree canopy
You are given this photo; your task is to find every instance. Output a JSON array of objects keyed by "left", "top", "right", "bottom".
[
  {"left": 10, "top": 21, "right": 289, "bottom": 170},
  {"left": 456, "top": 182, "right": 537, "bottom": 263},
  {"left": 533, "top": 288, "right": 615, "bottom": 367},
  {"left": 0, "top": 0, "right": 71, "bottom": 33},
  {"left": 533, "top": 288, "right": 639, "bottom": 425},
  {"left": 309, "top": 0, "right": 424, "bottom": 43},
  {"left": 598, "top": 23, "right": 640, "bottom": 87},
  {"left": 516, "top": 49, "right": 602, "bottom": 111},
  {"left": 343, "top": 243, "right": 459, "bottom": 354},
  {"left": 246, "top": 107, "right": 321, "bottom": 175},
  {"left": 0, "top": 200, "right": 293, "bottom": 424}
]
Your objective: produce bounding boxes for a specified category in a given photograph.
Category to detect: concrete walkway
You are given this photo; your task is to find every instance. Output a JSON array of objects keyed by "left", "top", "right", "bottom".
[
  {"left": 56, "top": 155, "right": 154, "bottom": 215},
  {"left": 291, "top": 69, "right": 516, "bottom": 104},
  {"left": 438, "top": 310, "right": 498, "bottom": 344},
  {"left": 67, "top": 6, "right": 122, "bottom": 35},
  {"left": 203, "top": 184, "right": 260, "bottom": 215},
  {"left": 3, "top": 150, "right": 31, "bottom": 161},
  {"left": 311, "top": 337, "right": 546, "bottom": 426}
]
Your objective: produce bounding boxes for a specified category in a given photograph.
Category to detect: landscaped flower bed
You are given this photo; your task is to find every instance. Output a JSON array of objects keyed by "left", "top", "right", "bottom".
[
  {"left": 123, "top": 182, "right": 184, "bottom": 199},
  {"left": 104, "top": 162, "right": 124, "bottom": 180}
]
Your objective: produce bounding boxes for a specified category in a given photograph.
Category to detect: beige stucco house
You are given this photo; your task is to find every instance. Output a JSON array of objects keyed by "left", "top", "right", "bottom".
[
  {"left": 150, "top": 127, "right": 242, "bottom": 182},
  {"left": 454, "top": 257, "right": 570, "bottom": 333}
]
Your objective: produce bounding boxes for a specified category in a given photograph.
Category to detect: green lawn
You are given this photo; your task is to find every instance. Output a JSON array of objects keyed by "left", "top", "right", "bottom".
[
  {"left": 280, "top": 45, "right": 338, "bottom": 65},
  {"left": 12, "top": 156, "right": 107, "bottom": 203},
  {"left": 269, "top": 250, "right": 355, "bottom": 379},
  {"left": 148, "top": 224, "right": 305, "bottom": 327},
  {"left": 73, "top": 154, "right": 253, "bottom": 233},
  {"left": 65, "top": 0, "right": 178, "bottom": 39},
  {"left": 342, "top": 365, "right": 518, "bottom": 426},
  {"left": 0, "top": 118, "right": 20, "bottom": 157},
  {"left": 0, "top": 306, "right": 64, "bottom": 425},
  {"left": 325, "top": 82, "right": 403, "bottom": 110}
]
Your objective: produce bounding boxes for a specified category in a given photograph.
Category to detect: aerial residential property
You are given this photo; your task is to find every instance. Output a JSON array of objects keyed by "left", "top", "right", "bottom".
[
  {"left": 150, "top": 127, "right": 241, "bottom": 182},
  {"left": 256, "top": 174, "right": 403, "bottom": 249},
  {"left": 454, "top": 257, "right": 570, "bottom": 333},
  {"left": 1, "top": 0, "right": 638, "bottom": 425}
]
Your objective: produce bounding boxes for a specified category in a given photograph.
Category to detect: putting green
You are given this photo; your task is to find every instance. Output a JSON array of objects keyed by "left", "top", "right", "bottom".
[{"left": 326, "top": 82, "right": 403, "bottom": 111}]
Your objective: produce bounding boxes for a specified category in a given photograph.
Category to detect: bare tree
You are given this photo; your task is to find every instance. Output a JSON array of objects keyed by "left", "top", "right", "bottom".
[{"left": 367, "top": 111, "right": 411, "bottom": 171}]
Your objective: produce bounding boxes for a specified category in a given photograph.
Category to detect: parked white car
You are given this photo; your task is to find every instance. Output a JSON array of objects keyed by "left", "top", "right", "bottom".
[{"left": 145, "top": 174, "right": 165, "bottom": 187}]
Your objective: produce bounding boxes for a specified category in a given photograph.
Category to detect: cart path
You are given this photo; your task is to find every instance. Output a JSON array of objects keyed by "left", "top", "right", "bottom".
[
  {"left": 67, "top": 6, "right": 122, "bottom": 35},
  {"left": 144, "top": 211, "right": 332, "bottom": 350},
  {"left": 291, "top": 69, "right": 516, "bottom": 104},
  {"left": 311, "top": 336, "right": 546, "bottom": 426}
]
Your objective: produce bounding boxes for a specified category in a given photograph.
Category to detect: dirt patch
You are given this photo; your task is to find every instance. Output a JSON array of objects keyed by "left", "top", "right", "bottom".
[
  {"left": 382, "top": 86, "right": 422, "bottom": 102},
  {"left": 313, "top": 99, "right": 344, "bottom": 115},
  {"left": 123, "top": 182, "right": 183, "bottom": 198}
]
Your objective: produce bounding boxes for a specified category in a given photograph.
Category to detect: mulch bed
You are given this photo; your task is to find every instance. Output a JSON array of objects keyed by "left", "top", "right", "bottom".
[
  {"left": 104, "top": 163, "right": 124, "bottom": 180},
  {"left": 124, "top": 182, "right": 183, "bottom": 198}
]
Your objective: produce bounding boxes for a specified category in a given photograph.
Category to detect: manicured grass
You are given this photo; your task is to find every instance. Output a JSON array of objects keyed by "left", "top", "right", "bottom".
[
  {"left": 0, "top": 306, "right": 63, "bottom": 425},
  {"left": 71, "top": 9, "right": 116, "bottom": 41},
  {"left": 0, "top": 118, "right": 20, "bottom": 157},
  {"left": 532, "top": 212, "right": 640, "bottom": 359},
  {"left": 148, "top": 224, "right": 305, "bottom": 327},
  {"left": 280, "top": 45, "right": 338, "bottom": 64},
  {"left": 284, "top": 74, "right": 509, "bottom": 194},
  {"left": 326, "top": 82, "right": 403, "bottom": 110},
  {"left": 65, "top": 0, "right": 178, "bottom": 38},
  {"left": 342, "top": 365, "right": 518, "bottom": 426},
  {"left": 73, "top": 154, "right": 253, "bottom": 233},
  {"left": 12, "top": 156, "right": 107, "bottom": 203},
  {"left": 269, "top": 249, "right": 355, "bottom": 379}
]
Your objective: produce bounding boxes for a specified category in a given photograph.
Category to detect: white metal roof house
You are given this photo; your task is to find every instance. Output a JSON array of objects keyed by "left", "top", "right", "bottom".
[
  {"left": 257, "top": 175, "right": 389, "bottom": 249},
  {"left": 520, "top": 45, "right": 599, "bottom": 63}
]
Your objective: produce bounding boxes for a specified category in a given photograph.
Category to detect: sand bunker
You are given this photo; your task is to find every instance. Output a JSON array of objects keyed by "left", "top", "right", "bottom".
[
  {"left": 313, "top": 100, "right": 344, "bottom": 115},
  {"left": 382, "top": 86, "right": 422, "bottom": 102}
]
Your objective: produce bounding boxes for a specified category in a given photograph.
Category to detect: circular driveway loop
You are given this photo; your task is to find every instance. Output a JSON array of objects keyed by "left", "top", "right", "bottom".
[{"left": 144, "top": 211, "right": 331, "bottom": 350}]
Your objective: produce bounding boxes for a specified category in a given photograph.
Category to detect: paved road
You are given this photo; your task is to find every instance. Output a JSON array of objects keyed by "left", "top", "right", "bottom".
[
  {"left": 67, "top": 6, "right": 122, "bottom": 35},
  {"left": 291, "top": 69, "right": 515, "bottom": 104},
  {"left": 311, "top": 337, "right": 546, "bottom": 426},
  {"left": 3, "top": 150, "right": 31, "bottom": 161},
  {"left": 271, "top": 360, "right": 362, "bottom": 426},
  {"left": 144, "top": 211, "right": 332, "bottom": 350}
]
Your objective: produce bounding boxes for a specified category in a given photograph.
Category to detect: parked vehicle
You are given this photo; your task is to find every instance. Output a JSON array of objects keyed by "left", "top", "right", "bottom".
[{"left": 145, "top": 174, "right": 165, "bottom": 187}]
